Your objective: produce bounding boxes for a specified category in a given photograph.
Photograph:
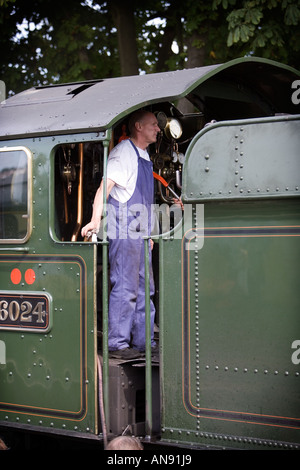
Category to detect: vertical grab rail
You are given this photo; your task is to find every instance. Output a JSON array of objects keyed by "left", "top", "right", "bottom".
[
  {"left": 144, "top": 236, "right": 152, "bottom": 438},
  {"left": 102, "top": 138, "right": 110, "bottom": 432}
]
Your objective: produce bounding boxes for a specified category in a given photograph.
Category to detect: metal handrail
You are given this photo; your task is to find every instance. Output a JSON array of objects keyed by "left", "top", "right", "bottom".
[
  {"left": 102, "top": 138, "right": 110, "bottom": 432},
  {"left": 144, "top": 236, "right": 152, "bottom": 438}
]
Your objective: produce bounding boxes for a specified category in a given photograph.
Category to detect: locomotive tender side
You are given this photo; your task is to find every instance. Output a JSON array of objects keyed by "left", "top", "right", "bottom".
[{"left": 0, "top": 57, "right": 299, "bottom": 450}]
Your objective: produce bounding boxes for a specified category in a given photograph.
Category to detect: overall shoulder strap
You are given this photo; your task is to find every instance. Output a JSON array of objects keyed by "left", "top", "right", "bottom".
[{"left": 129, "top": 139, "right": 140, "bottom": 159}]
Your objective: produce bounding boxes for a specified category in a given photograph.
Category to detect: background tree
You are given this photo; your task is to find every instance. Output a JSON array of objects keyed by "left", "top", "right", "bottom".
[
  {"left": 213, "top": 0, "right": 300, "bottom": 67},
  {"left": 0, "top": 0, "right": 120, "bottom": 93},
  {"left": 0, "top": 0, "right": 299, "bottom": 96},
  {"left": 109, "top": 0, "right": 139, "bottom": 76}
]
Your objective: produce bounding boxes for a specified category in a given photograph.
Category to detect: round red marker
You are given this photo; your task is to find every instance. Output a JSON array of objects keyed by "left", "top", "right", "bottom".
[
  {"left": 25, "top": 269, "right": 36, "bottom": 285},
  {"left": 11, "top": 268, "right": 22, "bottom": 285}
]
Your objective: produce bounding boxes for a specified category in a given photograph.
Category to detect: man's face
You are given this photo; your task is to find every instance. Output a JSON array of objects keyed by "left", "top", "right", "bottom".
[{"left": 139, "top": 113, "right": 160, "bottom": 145}]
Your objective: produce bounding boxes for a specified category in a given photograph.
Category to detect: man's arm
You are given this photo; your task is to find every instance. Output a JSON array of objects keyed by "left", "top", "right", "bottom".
[{"left": 81, "top": 178, "right": 115, "bottom": 238}]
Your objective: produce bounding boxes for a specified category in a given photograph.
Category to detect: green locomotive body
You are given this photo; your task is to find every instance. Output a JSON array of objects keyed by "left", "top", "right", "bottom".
[{"left": 0, "top": 57, "right": 299, "bottom": 449}]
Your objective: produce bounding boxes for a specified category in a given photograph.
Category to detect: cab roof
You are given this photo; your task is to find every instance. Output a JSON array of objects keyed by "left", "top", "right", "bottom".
[{"left": 0, "top": 57, "right": 299, "bottom": 140}]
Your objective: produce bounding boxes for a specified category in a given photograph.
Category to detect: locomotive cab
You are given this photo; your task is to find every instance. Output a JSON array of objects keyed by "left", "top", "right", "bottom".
[{"left": 0, "top": 57, "right": 299, "bottom": 449}]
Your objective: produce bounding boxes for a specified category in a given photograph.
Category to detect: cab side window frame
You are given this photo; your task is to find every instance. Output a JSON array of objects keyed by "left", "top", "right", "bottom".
[{"left": 0, "top": 146, "right": 32, "bottom": 244}]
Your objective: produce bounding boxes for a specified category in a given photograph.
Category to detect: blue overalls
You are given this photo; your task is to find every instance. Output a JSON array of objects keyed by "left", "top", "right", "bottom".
[{"left": 107, "top": 140, "right": 155, "bottom": 351}]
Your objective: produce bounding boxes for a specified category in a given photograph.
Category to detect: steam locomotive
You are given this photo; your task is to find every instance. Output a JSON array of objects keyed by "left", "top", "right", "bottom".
[{"left": 0, "top": 57, "right": 299, "bottom": 450}]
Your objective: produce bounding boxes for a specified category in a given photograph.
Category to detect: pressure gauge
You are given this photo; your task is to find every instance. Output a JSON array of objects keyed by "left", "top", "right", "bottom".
[{"left": 165, "top": 118, "right": 183, "bottom": 140}]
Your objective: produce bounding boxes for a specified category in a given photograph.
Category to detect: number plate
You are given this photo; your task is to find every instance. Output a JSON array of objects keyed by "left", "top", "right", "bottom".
[{"left": 0, "top": 292, "right": 50, "bottom": 332}]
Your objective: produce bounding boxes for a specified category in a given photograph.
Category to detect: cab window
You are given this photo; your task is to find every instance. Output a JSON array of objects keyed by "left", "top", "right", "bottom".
[{"left": 0, "top": 147, "right": 31, "bottom": 242}]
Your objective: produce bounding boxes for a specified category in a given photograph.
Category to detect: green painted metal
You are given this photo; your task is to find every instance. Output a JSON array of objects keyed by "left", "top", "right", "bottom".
[
  {"left": 160, "top": 199, "right": 300, "bottom": 449},
  {"left": 158, "top": 112, "right": 300, "bottom": 449},
  {"left": 183, "top": 115, "right": 300, "bottom": 202},
  {"left": 101, "top": 137, "right": 110, "bottom": 433},
  {"left": 0, "top": 134, "right": 101, "bottom": 437},
  {"left": 0, "top": 57, "right": 299, "bottom": 449},
  {"left": 144, "top": 236, "right": 153, "bottom": 437}
]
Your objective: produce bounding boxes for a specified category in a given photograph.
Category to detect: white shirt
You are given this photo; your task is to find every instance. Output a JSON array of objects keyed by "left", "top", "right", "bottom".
[{"left": 107, "top": 139, "right": 151, "bottom": 203}]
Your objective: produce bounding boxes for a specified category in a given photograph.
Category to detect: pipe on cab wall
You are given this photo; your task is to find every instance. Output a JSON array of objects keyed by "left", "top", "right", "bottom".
[{"left": 71, "top": 143, "right": 84, "bottom": 241}]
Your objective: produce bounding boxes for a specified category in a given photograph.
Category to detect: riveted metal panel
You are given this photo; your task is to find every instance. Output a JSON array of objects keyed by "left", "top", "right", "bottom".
[
  {"left": 160, "top": 199, "right": 300, "bottom": 449},
  {"left": 0, "top": 134, "right": 99, "bottom": 437}
]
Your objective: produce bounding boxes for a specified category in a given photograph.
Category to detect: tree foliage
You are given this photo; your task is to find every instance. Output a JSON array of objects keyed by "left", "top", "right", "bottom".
[
  {"left": 213, "top": 0, "right": 300, "bottom": 65},
  {"left": 0, "top": 0, "right": 299, "bottom": 95}
]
